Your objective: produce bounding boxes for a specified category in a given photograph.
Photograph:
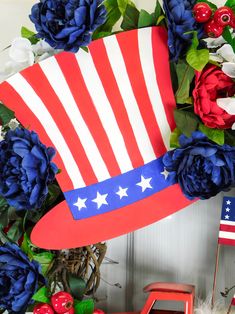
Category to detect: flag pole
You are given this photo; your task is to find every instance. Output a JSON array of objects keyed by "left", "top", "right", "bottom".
[
  {"left": 227, "top": 302, "right": 232, "bottom": 314},
  {"left": 211, "top": 243, "right": 221, "bottom": 308}
]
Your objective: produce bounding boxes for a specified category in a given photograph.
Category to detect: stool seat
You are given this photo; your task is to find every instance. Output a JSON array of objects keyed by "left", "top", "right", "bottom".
[
  {"left": 144, "top": 282, "right": 195, "bottom": 294},
  {"left": 140, "top": 282, "right": 195, "bottom": 314}
]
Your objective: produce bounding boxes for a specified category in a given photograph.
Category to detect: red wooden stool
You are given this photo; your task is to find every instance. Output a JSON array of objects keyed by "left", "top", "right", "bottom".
[{"left": 140, "top": 282, "right": 195, "bottom": 314}]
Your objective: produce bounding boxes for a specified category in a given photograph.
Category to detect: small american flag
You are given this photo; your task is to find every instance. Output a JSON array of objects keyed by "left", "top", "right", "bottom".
[
  {"left": 232, "top": 295, "right": 235, "bottom": 306},
  {"left": 218, "top": 197, "right": 235, "bottom": 246}
]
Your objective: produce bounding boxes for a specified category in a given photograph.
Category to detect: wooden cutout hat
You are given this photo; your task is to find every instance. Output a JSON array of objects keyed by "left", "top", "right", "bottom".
[{"left": 0, "top": 27, "right": 192, "bottom": 249}]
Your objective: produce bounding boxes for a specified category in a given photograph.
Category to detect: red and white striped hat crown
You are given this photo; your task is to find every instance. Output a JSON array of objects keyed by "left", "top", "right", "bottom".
[{"left": 0, "top": 27, "right": 191, "bottom": 249}]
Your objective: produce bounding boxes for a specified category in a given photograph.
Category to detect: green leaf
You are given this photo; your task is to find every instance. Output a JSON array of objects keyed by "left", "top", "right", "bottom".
[
  {"left": 186, "top": 31, "right": 209, "bottom": 71},
  {"left": 32, "top": 251, "right": 55, "bottom": 275},
  {"left": 225, "top": 0, "right": 235, "bottom": 9},
  {"left": 175, "top": 60, "right": 195, "bottom": 104},
  {"left": 117, "top": 0, "right": 136, "bottom": 16},
  {"left": 225, "top": 129, "right": 235, "bottom": 146},
  {"left": 21, "top": 232, "right": 34, "bottom": 258},
  {"left": 81, "top": 47, "right": 89, "bottom": 53},
  {"left": 69, "top": 275, "right": 86, "bottom": 300},
  {"left": 92, "top": 31, "right": 113, "bottom": 40},
  {"left": 199, "top": 124, "right": 224, "bottom": 145},
  {"left": 138, "top": 10, "right": 154, "bottom": 28},
  {"left": 7, "top": 220, "right": 23, "bottom": 242},
  {"left": 170, "top": 128, "right": 182, "bottom": 148},
  {"left": 121, "top": 4, "right": 140, "bottom": 30},
  {"left": 0, "top": 102, "right": 15, "bottom": 125},
  {"left": 93, "top": 0, "right": 121, "bottom": 37},
  {"left": 32, "top": 286, "right": 50, "bottom": 304},
  {"left": 154, "top": 0, "right": 163, "bottom": 19},
  {"left": 74, "top": 299, "right": 94, "bottom": 314},
  {"left": 222, "top": 26, "right": 235, "bottom": 53},
  {"left": 196, "top": 0, "right": 217, "bottom": 10},
  {"left": 21, "top": 26, "right": 39, "bottom": 45},
  {"left": 174, "top": 109, "right": 200, "bottom": 137},
  {"left": 156, "top": 15, "right": 165, "bottom": 25}
]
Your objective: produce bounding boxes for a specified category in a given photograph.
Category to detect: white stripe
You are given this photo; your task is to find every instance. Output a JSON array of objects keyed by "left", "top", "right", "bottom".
[
  {"left": 39, "top": 57, "right": 110, "bottom": 182},
  {"left": 138, "top": 27, "right": 171, "bottom": 151},
  {"left": 220, "top": 220, "right": 235, "bottom": 226},
  {"left": 219, "top": 231, "right": 235, "bottom": 240},
  {"left": 103, "top": 35, "right": 156, "bottom": 163},
  {"left": 7, "top": 73, "right": 85, "bottom": 189},
  {"left": 75, "top": 49, "right": 133, "bottom": 173}
]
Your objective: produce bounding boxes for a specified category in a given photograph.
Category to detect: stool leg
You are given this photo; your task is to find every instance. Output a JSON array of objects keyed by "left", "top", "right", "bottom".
[
  {"left": 187, "top": 294, "right": 194, "bottom": 314},
  {"left": 184, "top": 301, "right": 188, "bottom": 314},
  {"left": 140, "top": 292, "right": 157, "bottom": 314}
]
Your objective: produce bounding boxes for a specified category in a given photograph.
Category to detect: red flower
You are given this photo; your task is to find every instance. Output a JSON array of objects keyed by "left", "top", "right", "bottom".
[{"left": 193, "top": 65, "right": 235, "bottom": 129}]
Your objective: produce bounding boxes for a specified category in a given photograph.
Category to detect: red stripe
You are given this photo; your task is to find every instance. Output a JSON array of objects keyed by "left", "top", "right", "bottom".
[
  {"left": 21, "top": 63, "right": 97, "bottom": 187},
  {"left": 0, "top": 81, "right": 72, "bottom": 190},
  {"left": 89, "top": 38, "right": 144, "bottom": 168},
  {"left": 55, "top": 52, "right": 121, "bottom": 177},
  {"left": 152, "top": 27, "right": 176, "bottom": 131},
  {"left": 218, "top": 238, "right": 235, "bottom": 246},
  {"left": 117, "top": 29, "right": 166, "bottom": 157},
  {"left": 220, "top": 224, "right": 235, "bottom": 233},
  {"left": 232, "top": 298, "right": 235, "bottom": 306}
]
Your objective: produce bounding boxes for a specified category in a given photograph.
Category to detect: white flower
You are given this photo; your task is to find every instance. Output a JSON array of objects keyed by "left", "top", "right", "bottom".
[
  {"left": 204, "top": 36, "right": 226, "bottom": 49},
  {"left": 9, "top": 38, "right": 34, "bottom": 65},
  {"left": 217, "top": 97, "right": 235, "bottom": 130},
  {"left": 8, "top": 118, "right": 20, "bottom": 130},
  {"left": 217, "top": 44, "right": 235, "bottom": 63},
  {"left": 210, "top": 44, "right": 235, "bottom": 78}
]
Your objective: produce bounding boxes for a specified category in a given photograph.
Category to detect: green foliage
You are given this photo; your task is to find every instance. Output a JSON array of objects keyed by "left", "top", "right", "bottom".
[
  {"left": 225, "top": 0, "right": 235, "bottom": 12},
  {"left": 117, "top": 0, "right": 136, "bottom": 16},
  {"left": 170, "top": 128, "right": 182, "bottom": 148},
  {"left": 21, "top": 26, "right": 39, "bottom": 45},
  {"left": 225, "top": 130, "right": 235, "bottom": 146},
  {"left": 175, "top": 60, "right": 195, "bottom": 104},
  {"left": 74, "top": 299, "right": 94, "bottom": 314},
  {"left": 32, "top": 286, "right": 50, "bottom": 303},
  {"left": 199, "top": 124, "right": 224, "bottom": 145},
  {"left": 121, "top": 4, "right": 140, "bottom": 30},
  {"left": 21, "top": 233, "right": 54, "bottom": 275},
  {"left": 6, "top": 220, "right": 23, "bottom": 243},
  {"left": 222, "top": 26, "right": 235, "bottom": 53},
  {"left": 68, "top": 274, "right": 87, "bottom": 300},
  {"left": 174, "top": 109, "right": 200, "bottom": 137},
  {"left": 0, "top": 102, "right": 15, "bottom": 125},
  {"left": 186, "top": 32, "right": 209, "bottom": 71},
  {"left": 92, "top": 0, "right": 121, "bottom": 39},
  {"left": 138, "top": 10, "right": 155, "bottom": 28}
]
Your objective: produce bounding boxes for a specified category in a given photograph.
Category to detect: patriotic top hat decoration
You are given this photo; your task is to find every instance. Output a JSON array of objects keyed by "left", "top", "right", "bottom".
[{"left": 0, "top": 26, "right": 192, "bottom": 249}]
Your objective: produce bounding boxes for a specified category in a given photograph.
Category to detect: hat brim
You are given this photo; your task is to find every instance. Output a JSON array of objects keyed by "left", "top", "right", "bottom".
[{"left": 31, "top": 184, "right": 193, "bottom": 249}]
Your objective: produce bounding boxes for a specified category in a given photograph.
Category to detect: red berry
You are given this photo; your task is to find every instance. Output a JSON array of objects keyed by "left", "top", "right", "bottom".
[
  {"left": 93, "top": 309, "right": 105, "bottom": 314},
  {"left": 214, "top": 6, "right": 234, "bottom": 26},
  {"left": 204, "top": 19, "right": 224, "bottom": 37},
  {"left": 51, "top": 292, "right": 74, "bottom": 313},
  {"left": 229, "top": 16, "right": 235, "bottom": 28},
  {"left": 193, "top": 3, "right": 212, "bottom": 23},
  {"left": 63, "top": 308, "right": 75, "bottom": 314},
  {"left": 33, "top": 303, "right": 54, "bottom": 314}
]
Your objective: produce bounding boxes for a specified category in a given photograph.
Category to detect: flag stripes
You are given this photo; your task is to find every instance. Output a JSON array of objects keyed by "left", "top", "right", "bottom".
[
  {"left": 39, "top": 57, "right": 110, "bottom": 184},
  {"left": 0, "top": 27, "right": 175, "bottom": 193}
]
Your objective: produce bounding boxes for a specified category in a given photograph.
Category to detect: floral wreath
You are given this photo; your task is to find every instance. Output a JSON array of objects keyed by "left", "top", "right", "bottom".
[{"left": 0, "top": 0, "right": 234, "bottom": 313}]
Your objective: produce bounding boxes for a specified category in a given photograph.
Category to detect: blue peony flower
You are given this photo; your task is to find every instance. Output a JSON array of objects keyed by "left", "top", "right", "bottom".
[
  {"left": 163, "top": 131, "right": 235, "bottom": 199},
  {"left": 29, "top": 0, "right": 107, "bottom": 52},
  {"left": 0, "top": 128, "right": 58, "bottom": 210},
  {"left": 163, "top": 0, "right": 204, "bottom": 61},
  {"left": 0, "top": 242, "right": 44, "bottom": 313}
]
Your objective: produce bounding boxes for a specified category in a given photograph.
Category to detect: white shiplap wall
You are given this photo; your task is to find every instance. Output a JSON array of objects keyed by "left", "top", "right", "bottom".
[{"left": 0, "top": 0, "right": 234, "bottom": 313}]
